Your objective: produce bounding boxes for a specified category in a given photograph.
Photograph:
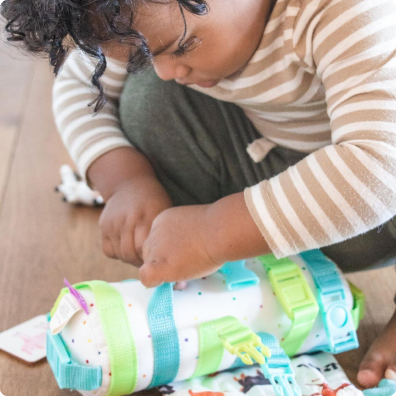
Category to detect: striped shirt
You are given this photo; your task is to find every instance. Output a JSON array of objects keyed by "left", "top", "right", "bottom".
[{"left": 52, "top": 0, "right": 396, "bottom": 258}]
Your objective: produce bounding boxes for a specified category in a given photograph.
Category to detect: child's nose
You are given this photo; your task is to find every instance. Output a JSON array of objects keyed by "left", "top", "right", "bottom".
[{"left": 153, "top": 60, "right": 191, "bottom": 81}]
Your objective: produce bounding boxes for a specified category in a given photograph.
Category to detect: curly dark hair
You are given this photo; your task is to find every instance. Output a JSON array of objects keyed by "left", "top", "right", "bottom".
[{"left": 1, "top": 0, "right": 208, "bottom": 112}]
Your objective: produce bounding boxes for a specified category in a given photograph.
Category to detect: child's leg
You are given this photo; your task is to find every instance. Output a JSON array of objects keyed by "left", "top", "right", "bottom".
[
  {"left": 119, "top": 69, "right": 395, "bottom": 386},
  {"left": 119, "top": 69, "right": 307, "bottom": 207}
]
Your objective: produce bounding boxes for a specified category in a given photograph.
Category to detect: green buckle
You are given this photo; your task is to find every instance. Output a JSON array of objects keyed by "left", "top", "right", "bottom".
[
  {"left": 217, "top": 319, "right": 271, "bottom": 365},
  {"left": 259, "top": 254, "right": 319, "bottom": 356}
]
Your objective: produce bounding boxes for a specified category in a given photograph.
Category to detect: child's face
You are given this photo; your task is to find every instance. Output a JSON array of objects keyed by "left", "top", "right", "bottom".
[{"left": 134, "top": 0, "right": 271, "bottom": 87}]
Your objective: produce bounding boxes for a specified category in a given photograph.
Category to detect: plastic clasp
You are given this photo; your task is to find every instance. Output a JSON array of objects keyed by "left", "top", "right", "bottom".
[
  {"left": 258, "top": 333, "right": 301, "bottom": 396},
  {"left": 267, "top": 264, "right": 318, "bottom": 319},
  {"left": 217, "top": 320, "right": 270, "bottom": 365},
  {"left": 318, "top": 288, "right": 358, "bottom": 354},
  {"left": 218, "top": 260, "right": 259, "bottom": 291}
]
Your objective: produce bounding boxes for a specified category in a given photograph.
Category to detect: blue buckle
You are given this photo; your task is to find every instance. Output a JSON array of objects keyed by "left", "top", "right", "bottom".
[
  {"left": 258, "top": 333, "right": 301, "bottom": 396},
  {"left": 300, "top": 250, "right": 358, "bottom": 354},
  {"left": 318, "top": 289, "right": 358, "bottom": 353},
  {"left": 218, "top": 260, "right": 259, "bottom": 291}
]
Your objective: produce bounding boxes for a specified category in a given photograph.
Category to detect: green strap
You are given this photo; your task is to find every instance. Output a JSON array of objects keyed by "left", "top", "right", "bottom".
[
  {"left": 349, "top": 282, "right": 365, "bottom": 330},
  {"left": 192, "top": 317, "right": 228, "bottom": 378},
  {"left": 192, "top": 316, "right": 270, "bottom": 378},
  {"left": 259, "top": 254, "right": 319, "bottom": 356},
  {"left": 50, "top": 281, "right": 138, "bottom": 396}
]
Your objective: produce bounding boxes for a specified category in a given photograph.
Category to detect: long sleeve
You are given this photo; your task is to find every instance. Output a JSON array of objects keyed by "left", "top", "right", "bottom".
[
  {"left": 52, "top": 49, "right": 132, "bottom": 181},
  {"left": 244, "top": 0, "right": 396, "bottom": 258}
]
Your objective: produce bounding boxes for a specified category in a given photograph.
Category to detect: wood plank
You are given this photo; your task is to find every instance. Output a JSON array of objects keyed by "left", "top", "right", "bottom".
[{"left": 0, "top": 40, "right": 35, "bottom": 206}]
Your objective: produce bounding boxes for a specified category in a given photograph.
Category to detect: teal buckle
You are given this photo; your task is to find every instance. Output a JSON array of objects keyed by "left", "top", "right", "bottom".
[
  {"left": 218, "top": 260, "right": 259, "bottom": 290},
  {"left": 46, "top": 330, "right": 102, "bottom": 390},
  {"left": 300, "top": 250, "right": 358, "bottom": 354},
  {"left": 230, "top": 332, "right": 301, "bottom": 397},
  {"left": 258, "top": 333, "right": 301, "bottom": 396}
]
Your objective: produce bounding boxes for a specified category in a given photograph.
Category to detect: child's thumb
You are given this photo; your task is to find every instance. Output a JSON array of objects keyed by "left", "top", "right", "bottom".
[{"left": 139, "top": 263, "right": 163, "bottom": 288}]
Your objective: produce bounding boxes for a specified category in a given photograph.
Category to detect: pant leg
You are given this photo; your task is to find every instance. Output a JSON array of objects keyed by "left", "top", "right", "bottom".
[
  {"left": 322, "top": 217, "right": 396, "bottom": 272},
  {"left": 119, "top": 69, "right": 306, "bottom": 206},
  {"left": 119, "top": 69, "right": 396, "bottom": 271}
]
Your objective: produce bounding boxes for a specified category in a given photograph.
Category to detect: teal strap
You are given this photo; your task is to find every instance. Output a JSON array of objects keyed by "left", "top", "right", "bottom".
[
  {"left": 46, "top": 330, "right": 102, "bottom": 391},
  {"left": 148, "top": 283, "right": 180, "bottom": 387},
  {"left": 300, "top": 250, "right": 358, "bottom": 354},
  {"left": 259, "top": 333, "right": 301, "bottom": 396}
]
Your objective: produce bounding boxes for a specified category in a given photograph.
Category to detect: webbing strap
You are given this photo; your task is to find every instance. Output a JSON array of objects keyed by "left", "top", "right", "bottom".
[
  {"left": 192, "top": 317, "right": 231, "bottom": 378},
  {"left": 85, "top": 281, "right": 138, "bottom": 396},
  {"left": 300, "top": 250, "right": 359, "bottom": 354},
  {"left": 49, "top": 281, "right": 138, "bottom": 395},
  {"left": 47, "top": 330, "right": 102, "bottom": 391},
  {"left": 148, "top": 283, "right": 180, "bottom": 388}
]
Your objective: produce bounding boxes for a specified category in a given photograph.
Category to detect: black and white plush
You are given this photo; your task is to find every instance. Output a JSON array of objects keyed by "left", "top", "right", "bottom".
[{"left": 55, "top": 165, "right": 104, "bottom": 206}]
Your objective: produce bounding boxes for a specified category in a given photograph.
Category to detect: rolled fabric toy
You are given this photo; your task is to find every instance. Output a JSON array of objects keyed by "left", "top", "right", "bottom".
[{"left": 46, "top": 250, "right": 365, "bottom": 396}]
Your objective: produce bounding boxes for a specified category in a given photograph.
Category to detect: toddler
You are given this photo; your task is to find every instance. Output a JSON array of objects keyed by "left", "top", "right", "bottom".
[{"left": 2, "top": 0, "right": 395, "bottom": 389}]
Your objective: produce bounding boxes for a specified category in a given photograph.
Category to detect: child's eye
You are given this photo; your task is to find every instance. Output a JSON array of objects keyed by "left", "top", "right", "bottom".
[{"left": 171, "top": 36, "right": 202, "bottom": 59}]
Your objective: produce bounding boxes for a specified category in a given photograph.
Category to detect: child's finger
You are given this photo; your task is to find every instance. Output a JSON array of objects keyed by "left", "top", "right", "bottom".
[
  {"left": 385, "top": 366, "right": 396, "bottom": 381},
  {"left": 139, "top": 262, "right": 164, "bottom": 288},
  {"left": 101, "top": 236, "right": 117, "bottom": 259},
  {"left": 120, "top": 232, "right": 141, "bottom": 266}
]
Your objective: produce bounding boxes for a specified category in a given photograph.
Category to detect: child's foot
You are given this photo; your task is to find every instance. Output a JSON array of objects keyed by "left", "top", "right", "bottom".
[{"left": 357, "top": 311, "right": 396, "bottom": 388}]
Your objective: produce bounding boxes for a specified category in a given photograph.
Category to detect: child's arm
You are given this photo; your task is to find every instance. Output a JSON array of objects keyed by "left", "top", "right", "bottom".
[
  {"left": 53, "top": 50, "right": 172, "bottom": 265},
  {"left": 53, "top": 49, "right": 132, "bottom": 183}
]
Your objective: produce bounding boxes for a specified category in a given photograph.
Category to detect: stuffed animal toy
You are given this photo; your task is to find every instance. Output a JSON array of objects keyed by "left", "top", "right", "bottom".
[{"left": 55, "top": 165, "right": 104, "bottom": 206}]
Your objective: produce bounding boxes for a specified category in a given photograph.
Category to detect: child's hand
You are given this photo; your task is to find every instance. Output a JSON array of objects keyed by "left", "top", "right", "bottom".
[
  {"left": 99, "top": 177, "right": 172, "bottom": 266},
  {"left": 139, "top": 206, "right": 223, "bottom": 287}
]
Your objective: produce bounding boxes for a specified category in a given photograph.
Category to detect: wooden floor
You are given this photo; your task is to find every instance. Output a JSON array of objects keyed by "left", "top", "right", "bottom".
[{"left": 0, "top": 39, "right": 395, "bottom": 396}]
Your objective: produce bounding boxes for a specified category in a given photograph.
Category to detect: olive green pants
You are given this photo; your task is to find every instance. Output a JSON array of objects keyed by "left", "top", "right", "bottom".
[{"left": 119, "top": 69, "right": 396, "bottom": 273}]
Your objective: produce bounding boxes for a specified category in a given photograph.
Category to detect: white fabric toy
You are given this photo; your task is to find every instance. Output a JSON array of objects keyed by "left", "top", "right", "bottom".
[{"left": 46, "top": 251, "right": 364, "bottom": 396}]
